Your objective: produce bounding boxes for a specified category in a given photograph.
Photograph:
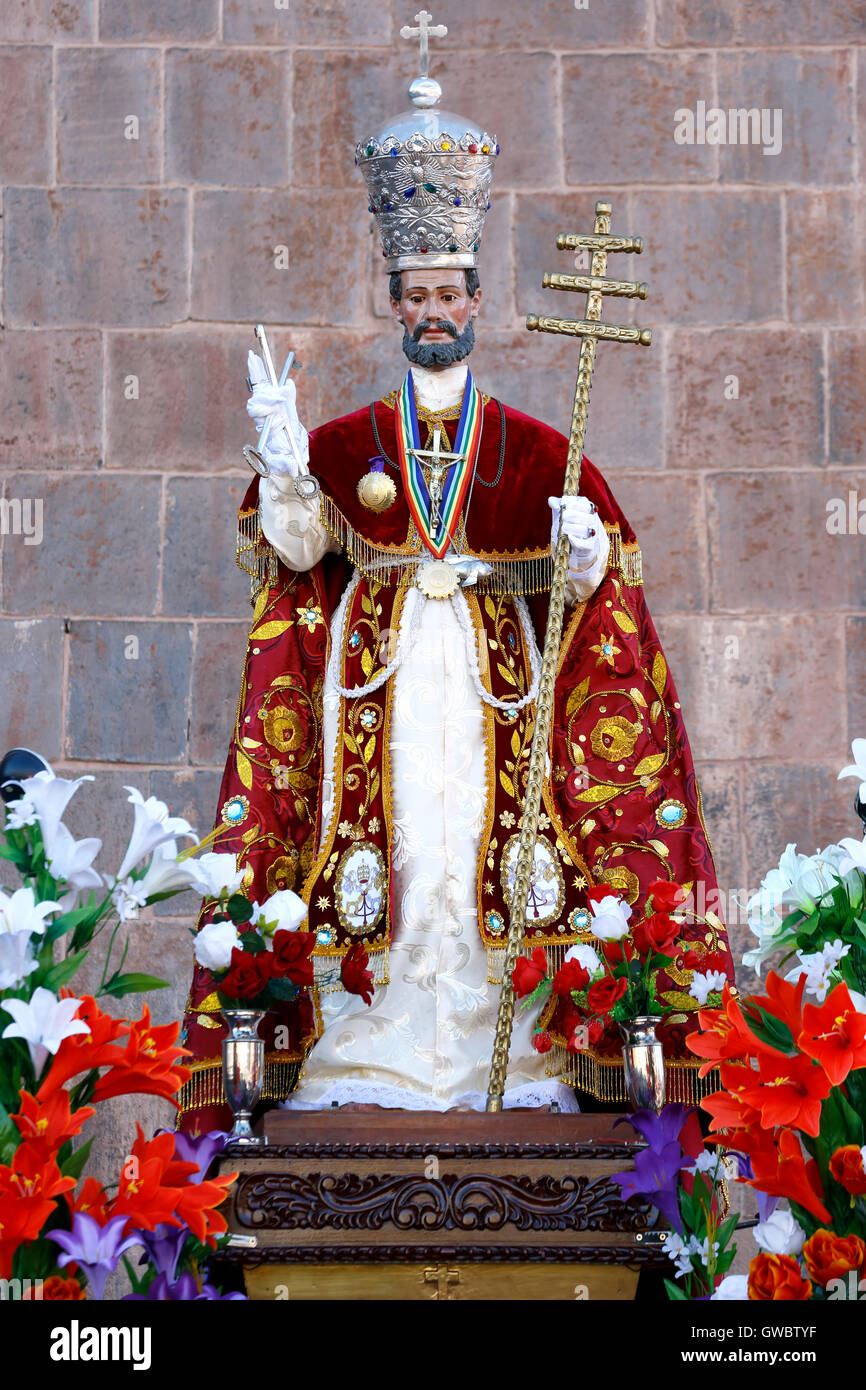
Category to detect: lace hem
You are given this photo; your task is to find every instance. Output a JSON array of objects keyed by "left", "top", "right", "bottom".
[{"left": 280, "top": 1077, "right": 580, "bottom": 1113}]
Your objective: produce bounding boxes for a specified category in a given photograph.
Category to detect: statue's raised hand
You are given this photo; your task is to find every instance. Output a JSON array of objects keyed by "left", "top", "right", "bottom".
[{"left": 246, "top": 350, "right": 310, "bottom": 477}]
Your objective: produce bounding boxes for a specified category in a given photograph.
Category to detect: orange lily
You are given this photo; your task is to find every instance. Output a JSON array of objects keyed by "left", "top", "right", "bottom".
[
  {"left": 91, "top": 1004, "right": 190, "bottom": 1105},
  {"left": 11, "top": 1089, "right": 95, "bottom": 1161},
  {"left": 744, "top": 1127, "right": 831, "bottom": 1225},
  {"left": 36, "top": 994, "right": 127, "bottom": 1100},
  {"left": 686, "top": 984, "right": 785, "bottom": 1077},
  {"left": 701, "top": 1061, "right": 763, "bottom": 1133},
  {"left": 737, "top": 1052, "right": 831, "bottom": 1138},
  {"left": 798, "top": 981, "right": 866, "bottom": 1086},
  {"left": 0, "top": 1142, "right": 76, "bottom": 1279}
]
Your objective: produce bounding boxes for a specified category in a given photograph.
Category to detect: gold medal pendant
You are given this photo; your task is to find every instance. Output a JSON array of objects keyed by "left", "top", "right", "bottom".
[
  {"left": 416, "top": 561, "right": 459, "bottom": 599},
  {"left": 357, "top": 469, "right": 397, "bottom": 513}
]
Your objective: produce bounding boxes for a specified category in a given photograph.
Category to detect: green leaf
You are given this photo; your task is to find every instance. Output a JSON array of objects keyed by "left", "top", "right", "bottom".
[
  {"left": 267, "top": 977, "right": 301, "bottom": 1003},
  {"left": 0, "top": 1099, "right": 20, "bottom": 1166},
  {"left": 226, "top": 894, "right": 254, "bottom": 924},
  {"left": 39, "top": 948, "right": 90, "bottom": 992},
  {"left": 61, "top": 1136, "right": 94, "bottom": 1181},
  {"left": 100, "top": 972, "right": 169, "bottom": 998},
  {"left": 740, "top": 999, "right": 796, "bottom": 1053},
  {"left": 663, "top": 1278, "right": 689, "bottom": 1301}
]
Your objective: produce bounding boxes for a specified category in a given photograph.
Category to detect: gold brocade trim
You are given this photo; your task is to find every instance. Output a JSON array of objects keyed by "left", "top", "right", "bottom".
[
  {"left": 379, "top": 390, "right": 492, "bottom": 422},
  {"left": 175, "top": 1053, "right": 304, "bottom": 1118},
  {"left": 547, "top": 1043, "right": 722, "bottom": 1106}
]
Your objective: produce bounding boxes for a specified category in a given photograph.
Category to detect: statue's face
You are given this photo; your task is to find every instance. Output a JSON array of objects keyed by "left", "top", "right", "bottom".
[{"left": 389, "top": 269, "right": 482, "bottom": 345}]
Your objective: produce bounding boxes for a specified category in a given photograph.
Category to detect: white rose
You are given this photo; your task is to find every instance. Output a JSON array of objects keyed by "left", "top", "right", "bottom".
[
  {"left": 589, "top": 894, "right": 632, "bottom": 942},
  {"left": 564, "top": 942, "right": 603, "bottom": 977},
  {"left": 257, "top": 889, "right": 307, "bottom": 938},
  {"left": 711, "top": 1274, "right": 748, "bottom": 1301},
  {"left": 193, "top": 919, "right": 241, "bottom": 972},
  {"left": 189, "top": 852, "right": 246, "bottom": 899},
  {"left": 753, "top": 1206, "right": 806, "bottom": 1257}
]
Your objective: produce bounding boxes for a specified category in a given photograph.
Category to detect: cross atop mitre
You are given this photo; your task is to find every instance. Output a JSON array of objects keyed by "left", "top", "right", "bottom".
[{"left": 399, "top": 9, "right": 448, "bottom": 79}]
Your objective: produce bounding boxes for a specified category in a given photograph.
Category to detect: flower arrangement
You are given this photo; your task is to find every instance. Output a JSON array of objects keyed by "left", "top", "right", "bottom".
[
  {"left": 0, "top": 764, "right": 276, "bottom": 1299},
  {"left": 609, "top": 740, "right": 866, "bottom": 1301},
  {"left": 514, "top": 878, "right": 730, "bottom": 1054}
]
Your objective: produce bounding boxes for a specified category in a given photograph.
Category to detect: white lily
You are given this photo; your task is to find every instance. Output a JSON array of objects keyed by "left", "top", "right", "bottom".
[
  {"left": 837, "top": 835, "right": 866, "bottom": 876},
  {"left": 1, "top": 987, "right": 89, "bottom": 1072},
  {"left": 256, "top": 889, "right": 307, "bottom": 938},
  {"left": 186, "top": 852, "right": 246, "bottom": 899},
  {"left": 111, "top": 840, "right": 204, "bottom": 923},
  {"left": 114, "top": 787, "right": 197, "bottom": 882},
  {"left": 4, "top": 770, "right": 94, "bottom": 860},
  {"left": 194, "top": 919, "right": 241, "bottom": 972},
  {"left": 588, "top": 893, "right": 632, "bottom": 942},
  {"left": 0, "top": 932, "right": 38, "bottom": 990},
  {"left": 838, "top": 737, "right": 866, "bottom": 803},
  {"left": 753, "top": 1206, "right": 806, "bottom": 1257},
  {"left": 0, "top": 886, "right": 63, "bottom": 937},
  {"left": 47, "top": 822, "right": 103, "bottom": 901},
  {"left": 564, "top": 942, "right": 603, "bottom": 977}
]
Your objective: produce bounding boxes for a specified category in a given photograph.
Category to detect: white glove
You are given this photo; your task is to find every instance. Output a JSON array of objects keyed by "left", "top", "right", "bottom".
[
  {"left": 549, "top": 494, "right": 610, "bottom": 603},
  {"left": 246, "top": 350, "right": 310, "bottom": 477}
]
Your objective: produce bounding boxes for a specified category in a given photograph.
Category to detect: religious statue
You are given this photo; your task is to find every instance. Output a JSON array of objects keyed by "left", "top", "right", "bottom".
[{"left": 178, "top": 12, "right": 734, "bottom": 1133}]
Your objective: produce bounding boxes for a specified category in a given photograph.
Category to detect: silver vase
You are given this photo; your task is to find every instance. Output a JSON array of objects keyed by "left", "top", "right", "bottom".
[
  {"left": 619, "top": 1015, "right": 666, "bottom": 1113},
  {"left": 221, "top": 1008, "right": 265, "bottom": 1143}
]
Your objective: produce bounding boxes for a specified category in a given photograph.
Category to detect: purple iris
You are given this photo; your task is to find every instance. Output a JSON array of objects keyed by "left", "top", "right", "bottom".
[
  {"left": 48, "top": 1213, "right": 141, "bottom": 1301},
  {"left": 614, "top": 1103, "right": 695, "bottom": 1152},
  {"left": 611, "top": 1141, "right": 685, "bottom": 1234},
  {"left": 139, "top": 1223, "right": 190, "bottom": 1284},
  {"left": 125, "top": 1271, "right": 245, "bottom": 1301},
  {"left": 169, "top": 1128, "right": 230, "bottom": 1183}
]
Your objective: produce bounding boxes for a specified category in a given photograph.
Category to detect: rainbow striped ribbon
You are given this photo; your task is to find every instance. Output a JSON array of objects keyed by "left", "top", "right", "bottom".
[{"left": 394, "top": 369, "right": 484, "bottom": 559}]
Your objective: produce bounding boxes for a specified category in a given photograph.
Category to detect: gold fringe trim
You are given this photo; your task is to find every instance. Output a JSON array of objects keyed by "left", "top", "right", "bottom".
[
  {"left": 548, "top": 1043, "right": 721, "bottom": 1106},
  {"left": 607, "top": 528, "right": 643, "bottom": 587},
  {"left": 313, "top": 942, "right": 390, "bottom": 997},
  {"left": 237, "top": 506, "right": 278, "bottom": 601},
  {"left": 175, "top": 1053, "right": 304, "bottom": 1117},
  {"left": 237, "top": 494, "right": 642, "bottom": 600},
  {"left": 486, "top": 939, "right": 576, "bottom": 985},
  {"left": 319, "top": 494, "right": 643, "bottom": 596}
]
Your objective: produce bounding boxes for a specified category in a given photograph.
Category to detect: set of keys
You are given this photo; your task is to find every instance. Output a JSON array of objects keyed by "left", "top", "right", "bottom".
[{"left": 242, "top": 325, "right": 319, "bottom": 501}]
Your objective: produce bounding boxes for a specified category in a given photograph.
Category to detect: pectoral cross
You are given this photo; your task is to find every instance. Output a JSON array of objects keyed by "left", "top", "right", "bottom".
[
  {"left": 409, "top": 428, "right": 465, "bottom": 537},
  {"left": 400, "top": 10, "right": 448, "bottom": 80}
]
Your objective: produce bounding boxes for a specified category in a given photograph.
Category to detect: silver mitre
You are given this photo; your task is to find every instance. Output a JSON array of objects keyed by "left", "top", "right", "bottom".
[{"left": 355, "top": 10, "right": 499, "bottom": 273}]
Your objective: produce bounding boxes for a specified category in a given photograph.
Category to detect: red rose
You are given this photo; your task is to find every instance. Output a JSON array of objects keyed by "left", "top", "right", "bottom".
[
  {"left": 341, "top": 942, "right": 375, "bottom": 1005},
  {"left": 602, "top": 939, "right": 634, "bottom": 968},
  {"left": 586, "top": 884, "right": 617, "bottom": 906},
  {"left": 271, "top": 930, "right": 315, "bottom": 988},
  {"left": 532, "top": 1031, "right": 553, "bottom": 1054},
  {"left": 220, "top": 946, "right": 273, "bottom": 1000},
  {"left": 632, "top": 911, "right": 679, "bottom": 957},
  {"left": 513, "top": 948, "right": 548, "bottom": 998},
  {"left": 586, "top": 975, "right": 628, "bottom": 1015},
  {"left": 647, "top": 879, "right": 686, "bottom": 912},
  {"left": 587, "top": 1018, "right": 604, "bottom": 1044},
  {"left": 552, "top": 959, "right": 590, "bottom": 997}
]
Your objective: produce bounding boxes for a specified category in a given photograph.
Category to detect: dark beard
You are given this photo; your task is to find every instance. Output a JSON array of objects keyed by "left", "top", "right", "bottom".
[{"left": 401, "top": 318, "right": 476, "bottom": 367}]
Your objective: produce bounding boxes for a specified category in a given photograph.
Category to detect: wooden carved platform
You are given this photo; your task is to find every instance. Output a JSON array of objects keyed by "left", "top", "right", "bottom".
[{"left": 214, "top": 1110, "right": 664, "bottom": 1300}]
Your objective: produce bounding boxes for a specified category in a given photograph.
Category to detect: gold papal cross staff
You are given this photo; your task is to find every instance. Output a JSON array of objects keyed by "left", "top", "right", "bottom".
[{"left": 485, "top": 200, "right": 651, "bottom": 1111}]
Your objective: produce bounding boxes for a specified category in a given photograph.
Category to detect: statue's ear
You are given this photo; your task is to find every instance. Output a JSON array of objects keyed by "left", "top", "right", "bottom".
[{"left": 389, "top": 295, "right": 403, "bottom": 324}]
